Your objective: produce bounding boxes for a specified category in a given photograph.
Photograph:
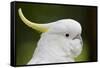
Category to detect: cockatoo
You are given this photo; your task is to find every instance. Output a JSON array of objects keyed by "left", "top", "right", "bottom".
[{"left": 18, "top": 8, "right": 83, "bottom": 64}]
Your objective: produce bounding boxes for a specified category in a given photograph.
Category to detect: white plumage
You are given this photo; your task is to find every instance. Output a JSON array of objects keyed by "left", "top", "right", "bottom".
[{"left": 18, "top": 8, "right": 83, "bottom": 65}]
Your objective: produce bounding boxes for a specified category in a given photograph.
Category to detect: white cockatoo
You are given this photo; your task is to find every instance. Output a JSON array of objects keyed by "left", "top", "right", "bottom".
[{"left": 18, "top": 8, "right": 83, "bottom": 64}]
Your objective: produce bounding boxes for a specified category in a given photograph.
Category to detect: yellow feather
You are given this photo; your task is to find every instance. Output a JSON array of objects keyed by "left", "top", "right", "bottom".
[{"left": 18, "top": 8, "right": 48, "bottom": 32}]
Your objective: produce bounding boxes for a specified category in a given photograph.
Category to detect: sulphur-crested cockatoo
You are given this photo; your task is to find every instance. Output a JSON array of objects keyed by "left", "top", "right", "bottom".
[{"left": 18, "top": 8, "right": 83, "bottom": 64}]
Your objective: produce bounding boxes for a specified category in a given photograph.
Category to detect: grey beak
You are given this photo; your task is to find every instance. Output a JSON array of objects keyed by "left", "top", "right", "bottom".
[{"left": 73, "top": 34, "right": 83, "bottom": 46}]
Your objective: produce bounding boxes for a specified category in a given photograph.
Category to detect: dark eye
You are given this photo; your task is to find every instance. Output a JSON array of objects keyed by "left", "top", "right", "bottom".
[{"left": 66, "top": 34, "right": 69, "bottom": 37}]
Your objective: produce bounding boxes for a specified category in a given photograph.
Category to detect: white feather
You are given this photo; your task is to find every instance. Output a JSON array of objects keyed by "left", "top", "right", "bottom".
[{"left": 27, "top": 19, "right": 83, "bottom": 64}]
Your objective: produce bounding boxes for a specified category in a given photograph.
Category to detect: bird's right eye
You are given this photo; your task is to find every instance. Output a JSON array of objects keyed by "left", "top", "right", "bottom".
[{"left": 65, "top": 34, "right": 69, "bottom": 37}]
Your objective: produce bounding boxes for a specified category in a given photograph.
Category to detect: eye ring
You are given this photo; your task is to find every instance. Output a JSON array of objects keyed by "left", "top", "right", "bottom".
[{"left": 66, "top": 34, "right": 69, "bottom": 37}]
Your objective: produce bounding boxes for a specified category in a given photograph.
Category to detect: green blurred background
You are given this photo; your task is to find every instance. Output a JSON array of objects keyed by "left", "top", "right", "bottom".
[{"left": 15, "top": 2, "right": 97, "bottom": 65}]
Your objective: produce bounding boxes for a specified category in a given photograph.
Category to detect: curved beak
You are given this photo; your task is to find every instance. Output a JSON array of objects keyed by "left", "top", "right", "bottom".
[
  {"left": 73, "top": 34, "right": 83, "bottom": 46},
  {"left": 18, "top": 8, "right": 48, "bottom": 32}
]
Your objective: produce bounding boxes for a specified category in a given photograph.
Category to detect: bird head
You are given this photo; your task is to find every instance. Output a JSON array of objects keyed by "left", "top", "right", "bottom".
[{"left": 18, "top": 8, "right": 82, "bottom": 40}]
